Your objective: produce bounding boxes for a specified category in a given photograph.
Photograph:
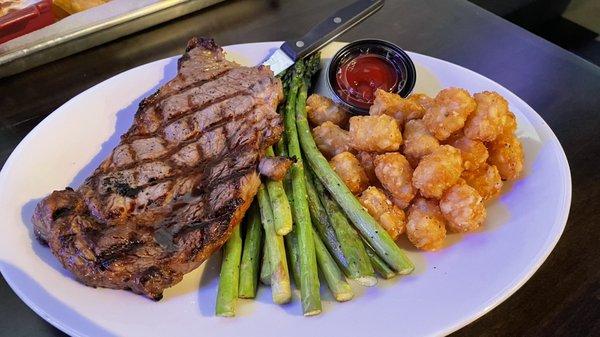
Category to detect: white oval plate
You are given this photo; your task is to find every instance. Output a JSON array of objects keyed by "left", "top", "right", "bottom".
[{"left": 0, "top": 42, "right": 571, "bottom": 337}]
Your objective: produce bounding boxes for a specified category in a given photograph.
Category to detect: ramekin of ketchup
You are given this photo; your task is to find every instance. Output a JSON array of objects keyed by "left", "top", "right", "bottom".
[{"left": 327, "top": 39, "right": 416, "bottom": 114}]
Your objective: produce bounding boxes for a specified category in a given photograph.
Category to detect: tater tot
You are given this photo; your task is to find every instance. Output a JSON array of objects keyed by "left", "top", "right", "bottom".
[
  {"left": 403, "top": 119, "right": 440, "bottom": 167},
  {"left": 412, "top": 145, "right": 464, "bottom": 199},
  {"left": 312, "top": 121, "right": 353, "bottom": 159},
  {"left": 330, "top": 152, "right": 370, "bottom": 194},
  {"left": 464, "top": 91, "right": 510, "bottom": 142},
  {"left": 449, "top": 135, "right": 489, "bottom": 171},
  {"left": 440, "top": 181, "right": 486, "bottom": 232},
  {"left": 369, "top": 89, "right": 426, "bottom": 125},
  {"left": 423, "top": 87, "right": 476, "bottom": 140},
  {"left": 306, "top": 94, "right": 349, "bottom": 126},
  {"left": 409, "top": 93, "right": 434, "bottom": 111},
  {"left": 356, "top": 151, "right": 378, "bottom": 184},
  {"left": 374, "top": 153, "right": 416, "bottom": 209},
  {"left": 359, "top": 186, "right": 406, "bottom": 240},
  {"left": 349, "top": 115, "right": 402, "bottom": 153},
  {"left": 502, "top": 110, "right": 517, "bottom": 135},
  {"left": 406, "top": 198, "right": 447, "bottom": 251},
  {"left": 461, "top": 163, "right": 503, "bottom": 200},
  {"left": 487, "top": 132, "right": 524, "bottom": 180}
]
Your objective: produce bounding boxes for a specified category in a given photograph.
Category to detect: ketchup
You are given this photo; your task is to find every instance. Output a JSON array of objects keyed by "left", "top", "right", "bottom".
[{"left": 335, "top": 53, "right": 400, "bottom": 109}]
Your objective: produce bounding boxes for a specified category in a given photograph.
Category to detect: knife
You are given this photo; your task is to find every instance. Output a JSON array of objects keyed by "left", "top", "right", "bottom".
[{"left": 262, "top": 0, "right": 385, "bottom": 75}]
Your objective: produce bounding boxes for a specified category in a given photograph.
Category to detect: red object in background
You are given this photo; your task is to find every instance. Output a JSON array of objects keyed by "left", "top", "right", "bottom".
[{"left": 0, "top": 0, "right": 55, "bottom": 44}]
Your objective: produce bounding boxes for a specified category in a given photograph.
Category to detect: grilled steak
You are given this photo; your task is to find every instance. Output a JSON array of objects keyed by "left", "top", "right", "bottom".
[{"left": 32, "top": 37, "right": 284, "bottom": 300}]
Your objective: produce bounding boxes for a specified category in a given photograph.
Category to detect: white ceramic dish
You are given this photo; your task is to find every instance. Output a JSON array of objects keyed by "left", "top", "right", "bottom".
[{"left": 0, "top": 42, "right": 571, "bottom": 337}]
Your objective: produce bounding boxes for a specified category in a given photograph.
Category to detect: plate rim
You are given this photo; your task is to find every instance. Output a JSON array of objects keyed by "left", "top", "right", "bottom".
[{"left": 0, "top": 41, "right": 572, "bottom": 337}]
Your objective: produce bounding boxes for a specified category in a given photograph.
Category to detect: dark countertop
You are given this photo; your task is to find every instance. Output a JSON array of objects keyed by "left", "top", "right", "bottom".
[{"left": 1, "top": 0, "right": 599, "bottom": 336}]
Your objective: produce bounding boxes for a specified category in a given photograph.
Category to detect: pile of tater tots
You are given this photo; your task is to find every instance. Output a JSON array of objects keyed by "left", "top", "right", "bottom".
[{"left": 308, "top": 88, "right": 524, "bottom": 251}]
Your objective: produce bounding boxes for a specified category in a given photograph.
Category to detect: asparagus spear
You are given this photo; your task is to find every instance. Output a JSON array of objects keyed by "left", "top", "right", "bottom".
[
  {"left": 313, "top": 227, "right": 353, "bottom": 302},
  {"left": 285, "top": 221, "right": 302, "bottom": 288},
  {"left": 295, "top": 81, "right": 414, "bottom": 274},
  {"left": 257, "top": 184, "right": 291, "bottom": 304},
  {"left": 285, "top": 76, "right": 321, "bottom": 316},
  {"left": 265, "top": 146, "right": 293, "bottom": 235},
  {"left": 304, "top": 166, "right": 352, "bottom": 277},
  {"left": 274, "top": 129, "right": 302, "bottom": 287},
  {"left": 259, "top": 241, "right": 271, "bottom": 286},
  {"left": 239, "top": 203, "right": 263, "bottom": 298},
  {"left": 364, "top": 241, "right": 396, "bottom": 279},
  {"left": 215, "top": 224, "right": 242, "bottom": 317},
  {"left": 310, "top": 169, "right": 376, "bottom": 286}
]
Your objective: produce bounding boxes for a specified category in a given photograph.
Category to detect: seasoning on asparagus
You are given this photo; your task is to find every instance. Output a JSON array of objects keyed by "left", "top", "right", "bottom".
[
  {"left": 305, "top": 166, "right": 352, "bottom": 275},
  {"left": 215, "top": 224, "right": 242, "bottom": 317},
  {"left": 239, "top": 202, "right": 263, "bottom": 298},
  {"left": 313, "top": 227, "right": 353, "bottom": 302},
  {"left": 285, "top": 68, "right": 321, "bottom": 316},
  {"left": 259, "top": 242, "right": 271, "bottom": 286},
  {"left": 364, "top": 240, "right": 396, "bottom": 279},
  {"left": 310, "top": 168, "right": 376, "bottom": 286},
  {"left": 258, "top": 184, "right": 291, "bottom": 303}
]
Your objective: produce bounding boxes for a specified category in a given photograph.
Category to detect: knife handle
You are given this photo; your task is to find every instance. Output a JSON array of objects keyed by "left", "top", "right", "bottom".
[{"left": 280, "top": 0, "right": 384, "bottom": 60}]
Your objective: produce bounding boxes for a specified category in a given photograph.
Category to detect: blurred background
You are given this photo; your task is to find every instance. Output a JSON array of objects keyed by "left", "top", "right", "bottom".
[
  {"left": 469, "top": 0, "right": 600, "bottom": 66},
  {"left": 0, "top": 0, "right": 599, "bottom": 77}
]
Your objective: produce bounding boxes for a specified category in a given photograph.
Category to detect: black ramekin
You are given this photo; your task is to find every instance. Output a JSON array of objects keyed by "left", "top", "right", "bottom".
[{"left": 327, "top": 39, "right": 417, "bottom": 115}]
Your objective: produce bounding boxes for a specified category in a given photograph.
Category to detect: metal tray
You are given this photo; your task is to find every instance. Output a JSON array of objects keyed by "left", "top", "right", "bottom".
[{"left": 0, "top": 0, "right": 224, "bottom": 78}]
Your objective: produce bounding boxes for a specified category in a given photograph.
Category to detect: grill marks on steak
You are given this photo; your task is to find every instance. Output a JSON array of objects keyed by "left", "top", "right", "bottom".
[{"left": 32, "top": 37, "right": 283, "bottom": 300}]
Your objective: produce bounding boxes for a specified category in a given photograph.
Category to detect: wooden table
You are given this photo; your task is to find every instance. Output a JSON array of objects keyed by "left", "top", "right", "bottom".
[{"left": 1, "top": 0, "right": 599, "bottom": 335}]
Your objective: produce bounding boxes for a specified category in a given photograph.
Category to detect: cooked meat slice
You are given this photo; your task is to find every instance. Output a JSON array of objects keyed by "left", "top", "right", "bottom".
[
  {"left": 32, "top": 37, "right": 283, "bottom": 300},
  {"left": 258, "top": 156, "right": 293, "bottom": 181}
]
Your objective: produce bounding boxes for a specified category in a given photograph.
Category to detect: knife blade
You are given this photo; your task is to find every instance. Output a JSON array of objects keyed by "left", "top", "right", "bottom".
[{"left": 262, "top": 0, "right": 385, "bottom": 75}]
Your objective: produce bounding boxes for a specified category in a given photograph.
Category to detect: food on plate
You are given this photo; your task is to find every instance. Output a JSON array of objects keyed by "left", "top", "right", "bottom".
[
  {"left": 329, "top": 151, "right": 370, "bottom": 195},
  {"left": 257, "top": 184, "right": 291, "bottom": 304},
  {"left": 369, "top": 88, "right": 426, "bottom": 125},
  {"left": 285, "top": 73, "right": 323, "bottom": 316},
  {"left": 406, "top": 198, "right": 447, "bottom": 251},
  {"left": 423, "top": 87, "right": 476, "bottom": 140},
  {"left": 259, "top": 154, "right": 294, "bottom": 181},
  {"left": 502, "top": 110, "right": 518, "bottom": 135},
  {"left": 238, "top": 204, "right": 262, "bottom": 299},
  {"left": 359, "top": 186, "right": 406, "bottom": 240},
  {"left": 464, "top": 91, "right": 510, "bottom": 141},
  {"left": 31, "top": 38, "right": 285, "bottom": 300},
  {"left": 487, "top": 131, "right": 524, "bottom": 180},
  {"left": 408, "top": 93, "right": 434, "bottom": 111},
  {"left": 306, "top": 94, "right": 350, "bottom": 126},
  {"left": 373, "top": 152, "right": 416, "bottom": 209},
  {"left": 461, "top": 164, "right": 503, "bottom": 200},
  {"left": 449, "top": 135, "right": 489, "bottom": 171},
  {"left": 295, "top": 74, "right": 415, "bottom": 275},
  {"left": 356, "top": 151, "right": 378, "bottom": 184},
  {"left": 306, "top": 168, "right": 376, "bottom": 286},
  {"left": 312, "top": 121, "right": 353, "bottom": 158},
  {"left": 307, "top": 81, "right": 524, "bottom": 253},
  {"left": 349, "top": 114, "right": 402, "bottom": 152},
  {"left": 412, "top": 145, "right": 464, "bottom": 199},
  {"left": 403, "top": 119, "right": 440, "bottom": 167},
  {"left": 439, "top": 180, "right": 486, "bottom": 232},
  {"left": 263, "top": 147, "right": 293, "bottom": 236},
  {"left": 216, "top": 223, "right": 242, "bottom": 317}
]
